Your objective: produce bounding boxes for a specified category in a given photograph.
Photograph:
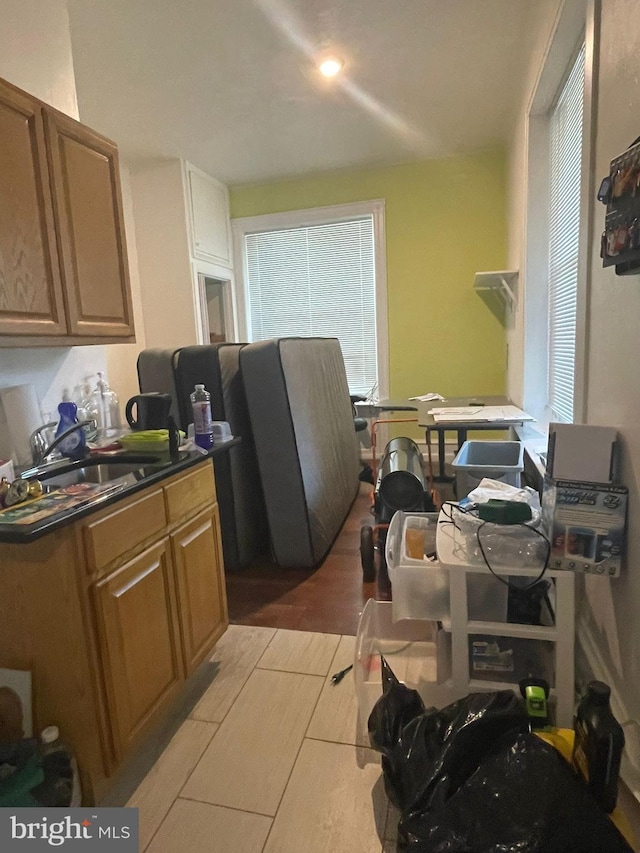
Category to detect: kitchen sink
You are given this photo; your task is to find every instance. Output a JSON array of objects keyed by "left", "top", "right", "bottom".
[
  {"left": 20, "top": 453, "right": 167, "bottom": 489},
  {"left": 40, "top": 461, "right": 154, "bottom": 488}
]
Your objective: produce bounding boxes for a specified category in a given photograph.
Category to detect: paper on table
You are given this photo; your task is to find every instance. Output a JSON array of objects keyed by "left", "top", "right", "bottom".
[
  {"left": 428, "top": 406, "right": 484, "bottom": 416},
  {"left": 430, "top": 405, "right": 534, "bottom": 423},
  {"left": 409, "top": 392, "right": 445, "bottom": 402}
]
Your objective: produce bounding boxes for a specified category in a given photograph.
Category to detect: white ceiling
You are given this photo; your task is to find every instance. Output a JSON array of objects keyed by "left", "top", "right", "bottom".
[{"left": 67, "top": 0, "right": 535, "bottom": 186}]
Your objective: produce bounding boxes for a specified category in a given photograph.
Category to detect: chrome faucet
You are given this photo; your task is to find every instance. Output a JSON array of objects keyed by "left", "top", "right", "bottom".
[{"left": 30, "top": 420, "right": 95, "bottom": 466}]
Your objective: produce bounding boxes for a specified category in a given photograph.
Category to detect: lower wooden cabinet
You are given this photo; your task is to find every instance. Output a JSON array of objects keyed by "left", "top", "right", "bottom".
[
  {"left": 0, "top": 459, "right": 228, "bottom": 803},
  {"left": 172, "top": 507, "right": 228, "bottom": 675},
  {"left": 93, "top": 538, "right": 183, "bottom": 759}
]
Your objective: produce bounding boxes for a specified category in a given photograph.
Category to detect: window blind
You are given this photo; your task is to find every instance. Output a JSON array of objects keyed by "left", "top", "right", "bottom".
[
  {"left": 245, "top": 217, "right": 377, "bottom": 395},
  {"left": 547, "top": 42, "right": 585, "bottom": 423}
]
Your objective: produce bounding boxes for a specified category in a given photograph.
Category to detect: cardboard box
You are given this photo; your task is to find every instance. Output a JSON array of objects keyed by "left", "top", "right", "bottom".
[
  {"left": 547, "top": 423, "right": 617, "bottom": 483},
  {"left": 542, "top": 478, "right": 627, "bottom": 577}
]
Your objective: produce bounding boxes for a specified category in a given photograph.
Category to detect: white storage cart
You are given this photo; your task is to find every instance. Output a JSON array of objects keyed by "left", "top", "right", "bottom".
[
  {"left": 436, "top": 511, "right": 575, "bottom": 727},
  {"left": 354, "top": 598, "right": 455, "bottom": 730}
]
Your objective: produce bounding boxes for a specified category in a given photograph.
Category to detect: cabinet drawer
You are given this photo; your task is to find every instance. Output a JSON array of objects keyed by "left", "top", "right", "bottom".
[
  {"left": 83, "top": 489, "right": 167, "bottom": 574},
  {"left": 164, "top": 463, "right": 216, "bottom": 524}
]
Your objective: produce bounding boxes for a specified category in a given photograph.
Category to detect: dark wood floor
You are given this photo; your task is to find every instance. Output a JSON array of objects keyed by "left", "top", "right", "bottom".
[{"left": 225, "top": 483, "right": 382, "bottom": 635}]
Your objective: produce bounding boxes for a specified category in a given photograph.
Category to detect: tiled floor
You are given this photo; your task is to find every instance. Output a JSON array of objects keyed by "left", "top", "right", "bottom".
[{"left": 128, "top": 624, "right": 399, "bottom": 853}]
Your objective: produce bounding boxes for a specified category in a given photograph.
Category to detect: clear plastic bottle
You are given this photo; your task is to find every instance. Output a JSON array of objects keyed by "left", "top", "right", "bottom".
[
  {"left": 90, "top": 372, "right": 121, "bottom": 435},
  {"left": 36, "top": 726, "right": 82, "bottom": 807},
  {"left": 190, "top": 384, "right": 213, "bottom": 450},
  {"left": 572, "top": 681, "right": 625, "bottom": 812}
]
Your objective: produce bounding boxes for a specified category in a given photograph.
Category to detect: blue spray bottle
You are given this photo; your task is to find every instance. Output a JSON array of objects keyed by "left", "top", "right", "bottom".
[{"left": 55, "top": 399, "right": 86, "bottom": 460}]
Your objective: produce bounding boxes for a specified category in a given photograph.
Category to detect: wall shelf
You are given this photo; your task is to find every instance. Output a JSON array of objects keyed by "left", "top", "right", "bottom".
[{"left": 473, "top": 270, "right": 519, "bottom": 311}]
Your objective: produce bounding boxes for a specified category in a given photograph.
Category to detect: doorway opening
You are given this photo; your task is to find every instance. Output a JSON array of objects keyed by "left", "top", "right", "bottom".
[{"left": 198, "top": 273, "right": 235, "bottom": 344}]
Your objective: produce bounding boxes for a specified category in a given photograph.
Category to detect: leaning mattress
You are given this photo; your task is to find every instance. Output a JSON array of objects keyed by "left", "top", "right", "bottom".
[
  {"left": 137, "top": 344, "right": 268, "bottom": 570},
  {"left": 173, "top": 344, "right": 269, "bottom": 570},
  {"left": 240, "top": 337, "right": 360, "bottom": 568}
]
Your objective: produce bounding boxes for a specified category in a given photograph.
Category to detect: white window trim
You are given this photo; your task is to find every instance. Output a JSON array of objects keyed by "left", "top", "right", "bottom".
[
  {"left": 522, "top": 0, "right": 598, "bottom": 430},
  {"left": 231, "top": 199, "right": 389, "bottom": 398}
]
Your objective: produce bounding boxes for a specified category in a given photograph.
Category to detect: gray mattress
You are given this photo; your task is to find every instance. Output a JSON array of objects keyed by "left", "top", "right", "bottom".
[
  {"left": 240, "top": 337, "right": 360, "bottom": 568},
  {"left": 137, "top": 345, "right": 268, "bottom": 570}
]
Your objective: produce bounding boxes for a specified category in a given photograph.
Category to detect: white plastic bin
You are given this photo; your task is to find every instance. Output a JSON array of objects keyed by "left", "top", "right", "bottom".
[
  {"left": 386, "top": 511, "right": 509, "bottom": 623},
  {"left": 452, "top": 440, "right": 524, "bottom": 498},
  {"left": 354, "top": 599, "right": 454, "bottom": 729},
  {"left": 436, "top": 513, "right": 510, "bottom": 622},
  {"left": 385, "top": 512, "right": 449, "bottom": 621}
]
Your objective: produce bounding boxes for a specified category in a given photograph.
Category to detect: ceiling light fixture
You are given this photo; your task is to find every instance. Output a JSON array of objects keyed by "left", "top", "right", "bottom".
[{"left": 319, "top": 57, "right": 343, "bottom": 78}]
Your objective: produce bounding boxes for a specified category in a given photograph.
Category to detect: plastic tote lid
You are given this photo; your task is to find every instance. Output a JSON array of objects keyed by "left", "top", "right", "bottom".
[{"left": 41, "top": 725, "right": 60, "bottom": 744}]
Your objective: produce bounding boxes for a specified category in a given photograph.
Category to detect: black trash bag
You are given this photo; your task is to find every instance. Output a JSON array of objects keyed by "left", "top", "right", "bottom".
[
  {"left": 401, "top": 728, "right": 634, "bottom": 853},
  {"left": 368, "top": 656, "right": 426, "bottom": 753},
  {"left": 367, "top": 657, "right": 633, "bottom": 853},
  {"left": 370, "top": 666, "right": 526, "bottom": 817},
  {"left": 367, "top": 656, "right": 426, "bottom": 808}
]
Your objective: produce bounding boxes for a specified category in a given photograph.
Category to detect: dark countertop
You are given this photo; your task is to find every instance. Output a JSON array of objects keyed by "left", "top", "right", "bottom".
[{"left": 0, "top": 438, "right": 240, "bottom": 544}]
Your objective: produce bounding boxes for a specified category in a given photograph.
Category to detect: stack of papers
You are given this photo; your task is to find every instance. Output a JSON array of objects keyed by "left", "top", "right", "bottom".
[{"left": 428, "top": 405, "right": 534, "bottom": 423}]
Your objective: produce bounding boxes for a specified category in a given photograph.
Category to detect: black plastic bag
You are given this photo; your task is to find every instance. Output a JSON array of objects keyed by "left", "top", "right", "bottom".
[
  {"left": 367, "top": 656, "right": 427, "bottom": 809},
  {"left": 368, "top": 657, "right": 633, "bottom": 853}
]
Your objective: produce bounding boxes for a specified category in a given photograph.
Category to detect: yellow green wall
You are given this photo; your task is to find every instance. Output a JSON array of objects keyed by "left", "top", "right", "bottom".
[{"left": 230, "top": 150, "right": 508, "bottom": 403}]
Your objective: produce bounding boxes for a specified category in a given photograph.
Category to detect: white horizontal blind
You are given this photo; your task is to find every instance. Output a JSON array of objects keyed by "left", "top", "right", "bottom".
[
  {"left": 245, "top": 217, "right": 377, "bottom": 395},
  {"left": 547, "top": 42, "right": 585, "bottom": 423}
]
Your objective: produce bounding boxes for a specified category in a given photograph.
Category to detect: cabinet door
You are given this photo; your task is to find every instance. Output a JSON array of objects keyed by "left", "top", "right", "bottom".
[
  {"left": 93, "top": 539, "right": 183, "bottom": 758},
  {"left": 0, "top": 80, "right": 66, "bottom": 336},
  {"left": 171, "top": 506, "right": 228, "bottom": 675},
  {"left": 45, "top": 109, "right": 135, "bottom": 338},
  {"left": 187, "top": 165, "right": 232, "bottom": 266}
]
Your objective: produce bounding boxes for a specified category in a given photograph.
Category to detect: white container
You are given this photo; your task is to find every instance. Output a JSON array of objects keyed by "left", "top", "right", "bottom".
[
  {"left": 385, "top": 511, "right": 450, "bottom": 621},
  {"left": 452, "top": 440, "right": 524, "bottom": 499},
  {"left": 354, "top": 599, "right": 454, "bottom": 729},
  {"left": 386, "top": 511, "right": 508, "bottom": 623},
  {"left": 211, "top": 420, "right": 233, "bottom": 441},
  {"left": 436, "top": 514, "right": 510, "bottom": 623}
]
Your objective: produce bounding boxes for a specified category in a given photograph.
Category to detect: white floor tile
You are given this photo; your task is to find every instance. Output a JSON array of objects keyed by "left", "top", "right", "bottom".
[
  {"left": 127, "top": 719, "right": 218, "bottom": 851},
  {"left": 263, "top": 739, "right": 386, "bottom": 853},
  {"left": 190, "top": 625, "right": 277, "bottom": 723},
  {"left": 257, "top": 628, "right": 340, "bottom": 676},
  {"left": 307, "top": 635, "right": 369, "bottom": 747},
  {"left": 181, "top": 668, "right": 323, "bottom": 815},
  {"left": 146, "top": 797, "right": 271, "bottom": 853}
]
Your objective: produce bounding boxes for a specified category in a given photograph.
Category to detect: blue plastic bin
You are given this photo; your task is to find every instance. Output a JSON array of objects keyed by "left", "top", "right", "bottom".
[{"left": 452, "top": 440, "right": 524, "bottom": 498}]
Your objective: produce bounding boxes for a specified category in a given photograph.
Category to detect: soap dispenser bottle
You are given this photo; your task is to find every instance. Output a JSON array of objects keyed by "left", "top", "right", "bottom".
[
  {"left": 55, "top": 399, "right": 86, "bottom": 460},
  {"left": 90, "top": 372, "right": 121, "bottom": 435}
]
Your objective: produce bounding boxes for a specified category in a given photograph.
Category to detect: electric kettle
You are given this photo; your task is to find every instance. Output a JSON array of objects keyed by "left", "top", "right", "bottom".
[{"left": 125, "top": 393, "right": 172, "bottom": 431}]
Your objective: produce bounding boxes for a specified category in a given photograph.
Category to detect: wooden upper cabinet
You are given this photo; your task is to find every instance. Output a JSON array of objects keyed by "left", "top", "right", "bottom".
[
  {"left": 45, "top": 110, "right": 135, "bottom": 338},
  {"left": 0, "top": 75, "right": 135, "bottom": 344},
  {"left": 186, "top": 164, "right": 232, "bottom": 267},
  {"left": 0, "top": 80, "right": 66, "bottom": 336}
]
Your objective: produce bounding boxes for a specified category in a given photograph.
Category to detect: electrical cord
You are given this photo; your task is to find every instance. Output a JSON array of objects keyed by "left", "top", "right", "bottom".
[
  {"left": 439, "top": 501, "right": 551, "bottom": 592},
  {"left": 474, "top": 517, "right": 551, "bottom": 591}
]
